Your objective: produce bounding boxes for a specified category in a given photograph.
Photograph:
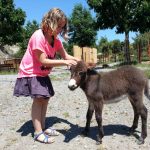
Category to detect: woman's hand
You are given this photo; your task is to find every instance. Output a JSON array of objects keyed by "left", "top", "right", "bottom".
[
  {"left": 65, "top": 60, "right": 77, "bottom": 66},
  {"left": 74, "top": 57, "right": 80, "bottom": 61}
]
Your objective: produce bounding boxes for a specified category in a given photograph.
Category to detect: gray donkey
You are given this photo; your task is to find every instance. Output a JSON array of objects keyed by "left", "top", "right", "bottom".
[{"left": 68, "top": 61, "right": 150, "bottom": 145}]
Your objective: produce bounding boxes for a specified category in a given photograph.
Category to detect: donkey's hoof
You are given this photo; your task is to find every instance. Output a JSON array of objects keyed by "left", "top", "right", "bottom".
[
  {"left": 137, "top": 137, "right": 144, "bottom": 145},
  {"left": 96, "top": 134, "right": 103, "bottom": 145},
  {"left": 96, "top": 141, "right": 101, "bottom": 145}
]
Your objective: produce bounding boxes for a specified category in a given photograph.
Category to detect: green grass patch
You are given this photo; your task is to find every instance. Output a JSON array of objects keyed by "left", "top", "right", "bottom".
[
  {"left": 50, "top": 72, "right": 70, "bottom": 81},
  {"left": 135, "top": 63, "right": 150, "bottom": 79},
  {"left": 144, "top": 69, "right": 150, "bottom": 79},
  {"left": 135, "top": 63, "right": 150, "bottom": 68},
  {"left": 63, "top": 112, "right": 70, "bottom": 118},
  {"left": 0, "top": 70, "right": 17, "bottom": 75}
]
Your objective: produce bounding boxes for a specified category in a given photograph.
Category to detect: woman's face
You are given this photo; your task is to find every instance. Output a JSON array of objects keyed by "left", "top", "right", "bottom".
[
  {"left": 47, "top": 19, "right": 66, "bottom": 38},
  {"left": 52, "top": 19, "right": 66, "bottom": 37},
  {"left": 56, "top": 19, "right": 66, "bottom": 34}
]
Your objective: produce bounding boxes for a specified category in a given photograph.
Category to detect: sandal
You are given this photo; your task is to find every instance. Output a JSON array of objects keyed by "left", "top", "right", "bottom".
[
  {"left": 34, "top": 131, "right": 55, "bottom": 144},
  {"left": 44, "top": 127, "right": 60, "bottom": 136}
]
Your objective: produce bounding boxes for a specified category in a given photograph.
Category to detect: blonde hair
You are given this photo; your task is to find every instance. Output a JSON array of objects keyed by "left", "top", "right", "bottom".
[{"left": 41, "top": 8, "right": 68, "bottom": 40}]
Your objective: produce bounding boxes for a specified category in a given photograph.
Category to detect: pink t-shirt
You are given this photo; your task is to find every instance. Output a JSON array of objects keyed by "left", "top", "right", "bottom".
[{"left": 18, "top": 29, "right": 63, "bottom": 78}]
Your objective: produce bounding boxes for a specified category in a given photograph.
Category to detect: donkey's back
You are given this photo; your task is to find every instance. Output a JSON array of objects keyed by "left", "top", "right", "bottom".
[{"left": 96, "top": 65, "right": 148, "bottom": 101}]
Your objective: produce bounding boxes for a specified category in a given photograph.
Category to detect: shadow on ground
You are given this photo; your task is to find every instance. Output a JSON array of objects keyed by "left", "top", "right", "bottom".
[{"left": 16, "top": 116, "right": 138, "bottom": 143}]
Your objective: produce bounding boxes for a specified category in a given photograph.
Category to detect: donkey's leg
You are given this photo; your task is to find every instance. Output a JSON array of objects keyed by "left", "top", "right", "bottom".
[
  {"left": 128, "top": 96, "right": 140, "bottom": 134},
  {"left": 82, "top": 101, "right": 94, "bottom": 136},
  {"left": 94, "top": 101, "right": 104, "bottom": 145},
  {"left": 129, "top": 93, "right": 147, "bottom": 144},
  {"left": 139, "top": 104, "right": 147, "bottom": 144}
]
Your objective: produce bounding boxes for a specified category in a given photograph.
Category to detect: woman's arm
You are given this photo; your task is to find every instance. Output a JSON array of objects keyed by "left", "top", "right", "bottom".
[
  {"left": 35, "top": 49, "right": 77, "bottom": 67},
  {"left": 58, "top": 47, "right": 80, "bottom": 61}
]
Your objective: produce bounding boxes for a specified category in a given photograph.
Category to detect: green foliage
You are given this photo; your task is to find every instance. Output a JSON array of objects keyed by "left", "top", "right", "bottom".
[
  {"left": 133, "top": 31, "right": 150, "bottom": 51},
  {"left": 110, "top": 40, "right": 122, "bottom": 62},
  {"left": 132, "top": 31, "right": 150, "bottom": 62},
  {"left": 0, "top": 0, "right": 26, "bottom": 45},
  {"left": 14, "top": 20, "right": 39, "bottom": 58},
  {"left": 110, "top": 40, "right": 121, "bottom": 54},
  {"left": 87, "top": 0, "right": 150, "bottom": 63},
  {"left": 144, "top": 69, "right": 150, "bottom": 79},
  {"left": 69, "top": 3, "right": 97, "bottom": 47},
  {"left": 98, "top": 37, "right": 109, "bottom": 53},
  {"left": 63, "top": 42, "right": 73, "bottom": 55},
  {"left": 87, "top": 0, "right": 150, "bottom": 33},
  {"left": 133, "top": 0, "right": 150, "bottom": 33}
]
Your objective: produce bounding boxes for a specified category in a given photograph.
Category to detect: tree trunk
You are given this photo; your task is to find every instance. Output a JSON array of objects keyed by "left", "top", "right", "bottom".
[
  {"left": 81, "top": 47, "right": 84, "bottom": 60},
  {"left": 148, "top": 39, "right": 150, "bottom": 57},
  {"left": 137, "top": 40, "right": 142, "bottom": 63},
  {"left": 124, "top": 32, "right": 131, "bottom": 64},
  {"left": 114, "top": 53, "right": 117, "bottom": 62},
  {"left": 0, "top": 44, "right": 5, "bottom": 53}
]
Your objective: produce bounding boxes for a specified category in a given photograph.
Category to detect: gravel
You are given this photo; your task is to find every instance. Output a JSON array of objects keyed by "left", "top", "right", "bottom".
[{"left": 0, "top": 67, "right": 150, "bottom": 150}]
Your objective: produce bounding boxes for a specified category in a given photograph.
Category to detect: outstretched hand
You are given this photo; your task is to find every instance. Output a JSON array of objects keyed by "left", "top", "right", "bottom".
[{"left": 65, "top": 59, "right": 77, "bottom": 67}]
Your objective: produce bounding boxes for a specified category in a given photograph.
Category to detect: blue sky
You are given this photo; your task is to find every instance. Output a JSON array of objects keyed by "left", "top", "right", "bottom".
[{"left": 14, "top": 0, "right": 137, "bottom": 43}]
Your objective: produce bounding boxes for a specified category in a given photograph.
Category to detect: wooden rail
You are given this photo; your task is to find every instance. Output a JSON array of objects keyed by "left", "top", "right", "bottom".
[
  {"left": 0, "top": 64, "right": 15, "bottom": 71},
  {"left": 0, "top": 58, "right": 21, "bottom": 72}
]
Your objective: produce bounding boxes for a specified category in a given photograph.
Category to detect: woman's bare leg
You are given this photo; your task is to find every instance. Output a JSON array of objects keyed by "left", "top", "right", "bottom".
[
  {"left": 31, "top": 98, "right": 54, "bottom": 143},
  {"left": 32, "top": 98, "right": 43, "bottom": 133},
  {"left": 41, "top": 98, "right": 49, "bottom": 130}
]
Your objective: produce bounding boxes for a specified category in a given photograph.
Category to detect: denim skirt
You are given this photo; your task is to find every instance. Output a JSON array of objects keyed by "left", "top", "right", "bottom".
[{"left": 13, "top": 76, "right": 54, "bottom": 99}]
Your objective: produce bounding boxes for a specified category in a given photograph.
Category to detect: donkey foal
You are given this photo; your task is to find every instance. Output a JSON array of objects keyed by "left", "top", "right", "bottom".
[{"left": 68, "top": 61, "right": 150, "bottom": 145}]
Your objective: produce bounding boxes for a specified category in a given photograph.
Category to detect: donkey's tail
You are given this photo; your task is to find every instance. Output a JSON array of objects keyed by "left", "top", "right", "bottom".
[{"left": 144, "top": 79, "right": 150, "bottom": 100}]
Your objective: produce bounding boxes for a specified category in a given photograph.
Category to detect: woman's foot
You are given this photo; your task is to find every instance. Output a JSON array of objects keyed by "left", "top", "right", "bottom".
[
  {"left": 44, "top": 127, "right": 60, "bottom": 136},
  {"left": 34, "top": 132, "right": 55, "bottom": 144}
]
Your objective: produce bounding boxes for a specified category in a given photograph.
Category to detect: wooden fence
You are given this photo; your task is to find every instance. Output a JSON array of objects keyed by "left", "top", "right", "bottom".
[
  {"left": 73, "top": 45, "right": 97, "bottom": 63},
  {"left": 0, "top": 58, "right": 21, "bottom": 71}
]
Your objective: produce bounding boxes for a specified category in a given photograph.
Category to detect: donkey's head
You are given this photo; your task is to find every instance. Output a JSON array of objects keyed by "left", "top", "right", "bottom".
[{"left": 68, "top": 61, "right": 97, "bottom": 90}]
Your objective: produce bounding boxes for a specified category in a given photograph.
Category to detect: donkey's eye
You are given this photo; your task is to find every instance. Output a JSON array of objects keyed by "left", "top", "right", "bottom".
[
  {"left": 78, "top": 71, "right": 85, "bottom": 76},
  {"left": 67, "top": 66, "right": 71, "bottom": 71}
]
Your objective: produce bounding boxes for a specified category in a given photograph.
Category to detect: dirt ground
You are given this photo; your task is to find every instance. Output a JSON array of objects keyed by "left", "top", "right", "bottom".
[{"left": 0, "top": 67, "right": 150, "bottom": 150}]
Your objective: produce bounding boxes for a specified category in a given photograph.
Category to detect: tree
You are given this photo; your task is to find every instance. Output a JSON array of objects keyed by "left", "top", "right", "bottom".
[
  {"left": 69, "top": 4, "right": 97, "bottom": 48},
  {"left": 87, "top": 0, "right": 150, "bottom": 64},
  {"left": 98, "top": 37, "right": 109, "bottom": 53},
  {"left": 133, "top": 31, "right": 150, "bottom": 62},
  {"left": 63, "top": 42, "right": 73, "bottom": 56},
  {"left": 98, "top": 37, "right": 110, "bottom": 62},
  {"left": 0, "top": 0, "right": 26, "bottom": 47},
  {"left": 110, "top": 40, "right": 121, "bottom": 62},
  {"left": 14, "top": 20, "right": 39, "bottom": 58}
]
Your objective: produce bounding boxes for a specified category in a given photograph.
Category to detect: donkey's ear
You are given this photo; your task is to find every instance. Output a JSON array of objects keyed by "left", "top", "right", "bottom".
[
  {"left": 86, "top": 62, "right": 97, "bottom": 75},
  {"left": 86, "top": 62, "right": 96, "bottom": 69},
  {"left": 87, "top": 68, "right": 98, "bottom": 75}
]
